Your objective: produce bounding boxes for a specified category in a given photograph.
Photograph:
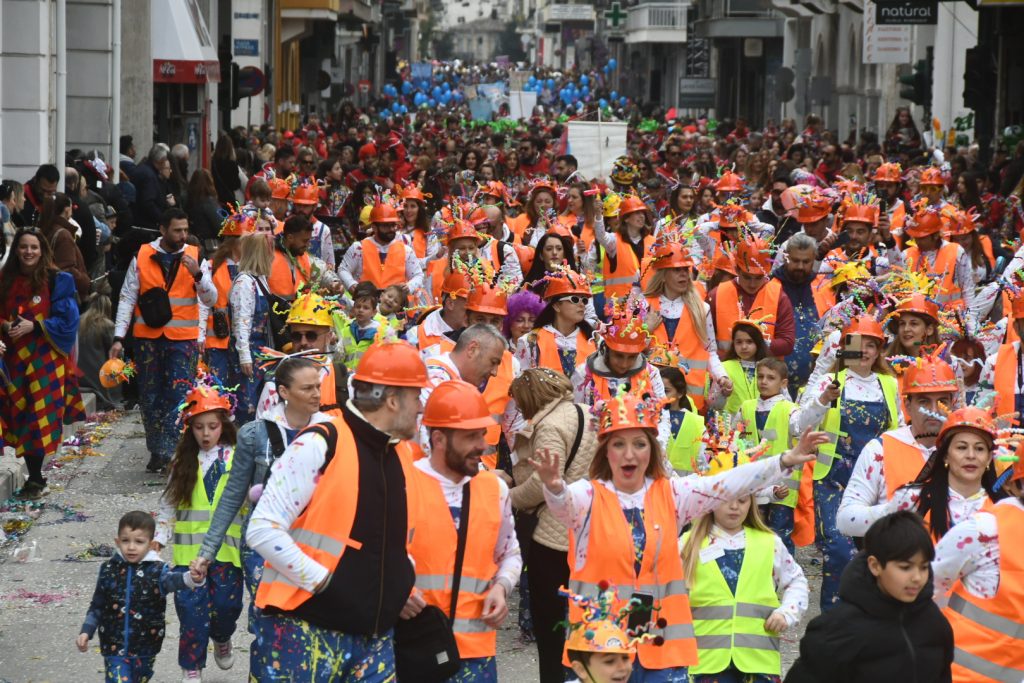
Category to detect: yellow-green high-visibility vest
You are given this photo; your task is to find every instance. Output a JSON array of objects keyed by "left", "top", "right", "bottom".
[
  {"left": 172, "top": 448, "right": 242, "bottom": 568},
  {"left": 741, "top": 399, "right": 800, "bottom": 507},
  {"left": 667, "top": 398, "right": 705, "bottom": 475},
  {"left": 685, "top": 528, "right": 782, "bottom": 676},
  {"left": 813, "top": 369, "right": 899, "bottom": 481},
  {"left": 722, "top": 360, "right": 758, "bottom": 415}
]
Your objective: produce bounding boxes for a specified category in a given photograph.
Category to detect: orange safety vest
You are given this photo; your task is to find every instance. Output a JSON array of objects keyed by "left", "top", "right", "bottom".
[
  {"left": 319, "top": 364, "right": 343, "bottom": 418},
  {"left": 255, "top": 418, "right": 360, "bottom": 611},
  {"left": 810, "top": 274, "right": 836, "bottom": 316},
  {"left": 565, "top": 479, "right": 697, "bottom": 668},
  {"left": 406, "top": 469, "right": 502, "bottom": 659},
  {"left": 890, "top": 201, "right": 907, "bottom": 233},
  {"left": 980, "top": 234, "right": 996, "bottom": 268},
  {"left": 425, "top": 259, "right": 447, "bottom": 305},
  {"left": 556, "top": 213, "right": 595, "bottom": 250},
  {"left": 205, "top": 261, "right": 233, "bottom": 350},
  {"left": 132, "top": 244, "right": 201, "bottom": 340},
  {"left": 646, "top": 296, "right": 709, "bottom": 412},
  {"left": 904, "top": 242, "right": 961, "bottom": 306},
  {"left": 602, "top": 233, "right": 654, "bottom": 299},
  {"left": 360, "top": 238, "right": 407, "bottom": 289},
  {"left": 713, "top": 279, "right": 783, "bottom": 348},
  {"left": 481, "top": 351, "right": 514, "bottom": 458},
  {"left": 944, "top": 502, "right": 1024, "bottom": 683},
  {"left": 396, "top": 440, "right": 424, "bottom": 469},
  {"left": 994, "top": 343, "right": 1018, "bottom": 417},
  {"left": 534, "top": 327, "right": 595, "bottom": 375},
  {"left": 507, "top": 213, "right": 530, "bottom": 242},
  {"left": 268, "top": 248, "right": 311, "bottom": 300},
  {"left": 411, "top": 229, "right": 428, "bottom": 260},
  {"left": 881, "top": 434, "right": 928, "bottom": 500}
]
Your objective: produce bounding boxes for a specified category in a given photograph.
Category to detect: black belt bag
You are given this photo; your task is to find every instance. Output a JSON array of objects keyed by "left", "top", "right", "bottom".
[
  {"left": 138, "top": 287, "right": 173, "bottom": 328},
  {"left": 211, "top": 307, "right": 230, "bottom": 339}
]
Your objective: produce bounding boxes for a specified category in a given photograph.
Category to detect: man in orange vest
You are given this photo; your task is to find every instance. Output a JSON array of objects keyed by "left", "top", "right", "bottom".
[
  {"left": 110, "top": 208, "right": 218, "bottom": 473},
  {"left": 423, "top": 324, "right": 507, "bottom": 401},
  {"left": 871, "top": 162, "right": 909, "bottom": 234},
  {"left": 338, "top": 203, "right": 423, "bottom": 293},
  {"left": 401, "top": 380, "right": 521, "bottom": 680},
  {"left": 269, "top": 215, "right": 314, "bottom": 302},
  {"left": 837, "top": 355, "right": 959, "bottom": 537},
  {"left": 901, "top": 204, "right": 977, "bottom": 311},
  {"left": 246, "top": 340, "right": 428, "bottom": 681},
  {"left": 405, "top": 270, "right": 470, "bottom": 355}
]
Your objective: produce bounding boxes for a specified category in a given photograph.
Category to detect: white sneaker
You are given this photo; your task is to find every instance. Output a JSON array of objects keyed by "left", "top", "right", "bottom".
[
  {"left": 181, "top": 668, "right": 202, "bottom": 682},
  {"left": 213, "top": 639, "right": 234, "bottom": 670}
]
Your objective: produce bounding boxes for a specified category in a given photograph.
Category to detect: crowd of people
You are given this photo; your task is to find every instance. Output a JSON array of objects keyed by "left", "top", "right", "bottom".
[{"left": 3, "top": 62, "right": 1024, "bottom": 683}]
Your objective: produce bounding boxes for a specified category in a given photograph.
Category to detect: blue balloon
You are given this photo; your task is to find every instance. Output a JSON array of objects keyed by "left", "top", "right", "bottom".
[
  {"left": 442, "top": 82, "right": 451, "bottom": 92},
  {"left": 603, "top": 65, "right": 611, "bottom": 75},
  {"left": 608, "top": 58, "right": 618, "bottom": 70},
  {"left": 581, "top": 85, "right": 590, "bottom": 96},
  {"left": 576, "top": 101, "right": 584, "bottom": 110},
  {"left": 432, "top": 86, "right": 442, "bottom": 98},
  {"left": 453, "top": 91, "right": 463, "bottom": 102},
  {"left": 380, "top": 111, "right": 389, "bottom": 120},
  {"left": 610, "top": 91, "right": 618, "bottom": 101},
  {"left": 599, "top": 98, "right": 608, "bottom": 108},
  {"left": 428, "top": 98, "right": 436, "bottom": 107},
  {"left": 546, "top": 78, "right": 555, "bottom": 89},
  {"left": 580, "top": 74, "right": 589, "bottom": 85},
  {"left": 619, "top": 96, "right": 627, "bottom": 106},
  {"left": 440, "top": 92, "right": 452, "bottom": 104},
  {"left": 401, "top": 81, "right": 413, "bottom": 94},
  {"left": 528, "top": 76, "right": 537, "bottom": 86}
]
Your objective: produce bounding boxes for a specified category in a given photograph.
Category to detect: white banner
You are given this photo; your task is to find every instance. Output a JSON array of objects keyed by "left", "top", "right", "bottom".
[
  {"left": 508, "top": 91, "right": 538, "bottom": 120},
  {"left": 863, "top": 1, "right": 912, "bottom": 64},
  {"left": 567, "top": 121, "right": 629, "bottom": 182}
]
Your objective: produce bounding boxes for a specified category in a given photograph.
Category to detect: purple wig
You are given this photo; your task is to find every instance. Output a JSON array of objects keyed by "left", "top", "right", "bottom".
[{"left": 503, "top": 289, "right": 546, "bottom": 338}]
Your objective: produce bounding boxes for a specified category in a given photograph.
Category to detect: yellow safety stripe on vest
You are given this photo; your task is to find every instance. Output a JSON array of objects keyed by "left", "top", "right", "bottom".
[
  {"left": 415, "top": 574, "right": 493, "bottom": 595},
  {"left": 948, "top": 593, "right": 1024, "bottom": 639},
  {"left": 953, "top": 647, "right": 1024, "bottom": 682}
]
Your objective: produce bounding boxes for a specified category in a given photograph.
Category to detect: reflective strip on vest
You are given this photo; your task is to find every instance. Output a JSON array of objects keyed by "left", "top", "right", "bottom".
[
  {"left": 696, "top": 634, "right": 780, "bottom": 650},
  {"left": 453, "top": 618, "right": 491, "bottom": 634},
  {"left": 948, "top": 593, "right": 1024, "bottom": 640},
  {"left": 761, "top": 428, "right": 777, "bottom": 441},
  {"left": 168, "top": 297, "right": 198, "bottom": 306},
  {"left": 686, "top": 359, "right": 709, "bottom": 370},
  {"left": 953, "top": 647, "right": 1024, "bottom": 682},
  {"left": 691, "top": 603, "right": 775, "bottom": 620},
  {"left": 662, "top": 622, "right": 697, "bottom": 641},
  {"left": 174, "top": 532, "right": 207, "bottom": 546},
  {"left": 415, "top": 574, "right": 492, "bottom": 595},
  {"left": 177, "top": 510, "right": 211, "bottom": 522},
  {"left": 568, "top": 578, "right": 689, "bottom": 601},
  {"left": 135, "top": 317, "right": 199, "bottom": 328},
  {"left": 603, "top": 276, "right": 637, "bottom": 286},
  {"left": 292, "top": 528, "right": 348, "bottom": 556}
]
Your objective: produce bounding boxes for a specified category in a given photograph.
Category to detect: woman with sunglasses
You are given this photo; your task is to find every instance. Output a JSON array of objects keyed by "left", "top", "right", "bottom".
[{"left": 516, "top": 268, "right": 597, "bottom": 378}]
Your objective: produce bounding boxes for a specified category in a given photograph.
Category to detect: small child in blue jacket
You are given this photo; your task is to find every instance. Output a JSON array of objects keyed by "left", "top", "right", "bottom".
[{"left": 77, "top": 510, "right": 205, "bottom": 682}]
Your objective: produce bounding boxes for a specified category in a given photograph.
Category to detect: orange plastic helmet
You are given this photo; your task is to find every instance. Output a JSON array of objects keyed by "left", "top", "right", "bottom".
[
  {"left": 617, "top": 195, "right": 649, "bottom": 218},
  {"left": 369, "top": 202, "right": 400, "bottom": 224},
  {"left": 872, "top": 162, "right": 903, "bottom": 184},
  {"left": 467, "top": 283, "right": 509, "bottom": 316},
  {"left": 479, "top": 180, "right": 507, "bottom": 199},
  {"left": 468, "top": 206, "right": 491, "bottom": 227},
  {"left": 789, "top": 195, "right": 832, "bottom": 224},
  {"left": 181, "top": 385, "right": 232, "bottom": 423},
  {"left": 602, "top": 316, "right": 651, "bottom": 355},
  {"left": 529, "top": 180, "right": 558, "bottom": 198},
  {"left": 895, "top": 294, "right": 939, "bottom": 324},
  {"left": 946, "top": 208, "right": 977, "bottom": 236},
  {"left": 446, "top": 219, "right": 484, "bottom": 245},
  {"left": 918, "top": 167, "right": 946, "bottom": 187},
  {"left": 905, "top": 207, "right": 944, "bottom": 238},
  {"left": 291, "top": 184, "right": 319, "bottom": 206},
  {"left": 712, "top": 249, "right": 736, "bottom": 276},
  {"left": 714, "top": 170, "right": 744, "bottom": 192},
  {"left": 442, "top": 270, "right": 471, "bottom": 298},
  {"left": 937, "top": 407, "right": 997, "bottom": 446},
  {"left": 734, "top": 236, "right": 773, "bottom": 276},
  {"left": 651, "top": 242, "right": 695, "bottom": 270},
  {"left": 352, "top": 340, "right": 429, "bottom": 387},
  {"left": 399, "top": 185, "right": 426, "bottom": 203},
  {"left": 841, "top": 203, "right": 880, "bottom": 227},
  {"left": 598, "top": 393, "right": 662, "bottom": 436},
  {"left": 99, "top": 358, "right": 131, "bottom": 388},
  {"left": 718, "top": 206, "right": 754, "bottom": 228},
  {"left": 544, "top": 269, "right": 591, "bottom": 300},
  {"left": 422, "top": 380, "right": 496, "bottom": 429},
  {"left": 901, "top": 356, "right": 958, "bottom": 395},
  {"left": 546, "top": 222, "right": 573, "bottom": 239},
  {"left": 219, "top": 212, "right": 257, "bottom": 238},
  {"left": 842, "top": 316, "right": 886, "bottom": 343},
  {"left": 565, "top": 619, "right": 636, "bottom": 658},
  {"left": 268, "top": 177, "right": 292, "bottom": 200}
]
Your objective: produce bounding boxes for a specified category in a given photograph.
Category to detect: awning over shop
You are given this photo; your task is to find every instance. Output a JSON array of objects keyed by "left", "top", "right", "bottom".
[{"left": 152, "top": 0, "right": 221, "bottom": 84}]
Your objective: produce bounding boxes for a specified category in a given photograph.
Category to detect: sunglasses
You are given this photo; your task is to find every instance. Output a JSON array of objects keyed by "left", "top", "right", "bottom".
[
  {"left": 300, "top": 159, "right": 315, "bottom": 165},
  {"left": 289, "top": 330, "right": 323, "bottom": 343},
  {"left": 559, "top": 295, "right": 589, "bottom": 305}
]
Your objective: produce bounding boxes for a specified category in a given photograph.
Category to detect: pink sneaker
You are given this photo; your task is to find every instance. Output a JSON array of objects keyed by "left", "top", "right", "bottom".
[{"left": 213, "top": 639, "right": 234, "bottom": 670}]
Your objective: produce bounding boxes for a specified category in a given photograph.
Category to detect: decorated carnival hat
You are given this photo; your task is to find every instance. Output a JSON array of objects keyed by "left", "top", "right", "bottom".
[
  {"left": 286, "top": 287, "right": 338, "bottom": 328},
  {"left": 945, "top": 207, "right": 979, "bottom": 237},
  {"left": 290, "top": 177, "right": 320, "bottom": 206},
  {"left": 730, "top": 316, "right": 773, "bottom": 345},
  {"left": 99, "top": 358, "right": 136, "bottom": 389},
  {"left": 781, "top": 184, "right": 832, "bottom": 223},
  {"left": 918, "top": 167, "right": 947, "bottom": 187},
  {"left": 559, "top": 581, "right": 665, "bottom": 658},
  {"left": 178, "top": 366, "right": 233, "bottom": 424},
  {"left": 650, "top": 241, "right": 696, "bottom": 270},
  {"left": 527, "top": 176, "right": 559, "bottom": 198},
  {"left": 839, "top": 193, "right": 880, "bottom": 227},
  {"left": 714, "top": 169, "right": 744, "bottom": 193},
  {"left": 734, "top": 235, "right": 773, "bottom": 276},
  {"left": 542, "top": 263, "right": 592, "bottom": 300},
  {"left": 219, "top": 205, "right": 258, "bottom": 237},
  {"left": 697, "top": 413, "right": 769, "bottom": 477},
  {"left": 600, "top": 294, "right": 654, "bottom": 354},
  {"left": 905, "top": 201, "right": 945, "bottom": 238},
  {"left": 829, "top": 261, "right": 872, "bottom": 290},
  {"left": 268, "top": 177, "right": 292, "bottom": 200},
  {"left": 617, "top": 194, "right": 649, "bottom": 219},
  {"left": 464, "top": 260, "right": 514, "bottom": 316},
  {"left": 596, "top": 387, "right": 664, "bottom": 437},
  {"left": 610, "top": 157, "right": 638, "bottom": 185},
  {"left": 398, "top": 184, "right": 427, "bottom": 203},
  {"left": 842, "top": 315, "right": 886, "bottom": 343},
  {"left": 602, "top": 193, "right": 623, "bottom": 218},
  {"left": 997, "top": 440, "right": 1024, "bottom": 488},
  {"left": 872, "top": 162, "right": 903, "bottom": 183},
  {"left": 896, "top": 346, "right": 958, "bottom": 395},
  {"left": 880, "top": 269, "right": 940, "bottom": 323},
  {"left": 716, "top": 200, "right": 754, "bottom": 229}
]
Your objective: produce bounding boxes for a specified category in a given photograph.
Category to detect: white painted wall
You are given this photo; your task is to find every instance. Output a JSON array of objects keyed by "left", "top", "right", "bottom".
[
  {"left": 230, "top": 0, "right": 268, "bottom": 129},
  {"left": 2, "top": 0, "right": 54, "bottom": 180}
]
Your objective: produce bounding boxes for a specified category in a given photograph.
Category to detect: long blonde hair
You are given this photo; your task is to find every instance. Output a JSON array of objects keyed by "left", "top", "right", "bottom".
[
  {"left": 680, "top": 499, "right": 772, "bottom": 584},
  {"left": 643, "top": 269, "right": 708, "bottom": 346},
  {"left": 238, "top": 233, "right": 273, "bottom": 277}
]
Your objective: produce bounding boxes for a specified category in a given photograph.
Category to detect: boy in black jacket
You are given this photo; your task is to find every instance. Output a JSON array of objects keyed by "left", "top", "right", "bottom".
[{"left": 785, "top": 511, "right": 953, "bottom": 683}]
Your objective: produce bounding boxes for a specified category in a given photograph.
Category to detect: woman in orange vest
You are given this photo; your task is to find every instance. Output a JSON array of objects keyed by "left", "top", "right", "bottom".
[
  {"left": 902, "top": 204, "right": 973, "bottom": 310},
  {"left": 528, "top": 392, "right": 828, "bottom": 681},
  {"left": 946, "top": 207, "right": 994, "bottom": 283},
  {"left": 933, "top": 441, "right": 1024, "bottom": 683},
  {"left": 398, "top": 185, "right": 437, "bottom": 271},
  {"left": 508, "top": 180, "right": 558, "bottom": 247},
  {"left": 644, "top": 241, "right": 722, "bottom": 412},
  {"left": 515, "top": 267, "right": 595, "bottom": 377},
  {"left": 884, "top": 294, "right": 941, "bottom": 359},
  {"left": 594, "top": 195, "right": 654, "bottom": 300},
  {"left": 557, "top": 181, "right": 597, "bottom": 251}
]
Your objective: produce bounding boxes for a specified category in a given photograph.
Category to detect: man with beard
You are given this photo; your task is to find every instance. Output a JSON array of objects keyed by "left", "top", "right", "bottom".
[
  {"left": 247, "top": 341, "right": 429, "bottom": 681},
  {"left": 268, "top": 215, "right": 314, "bottom": 302},
  {"left": 772, "top": 234, "right": 831, "bottom": 393},
  {"left": 400, "top": 380, "right": 520, "bottom": 682},
  {"left": 552, "top": 154, "right": 578, "bottom": 183},
  {"left": 517, "top": 137, "right": 550, "bottom": 178},
  {"left": 837, "top": 355, "right": 959, "bottom": 538},
  {"left": 337, "top": 203, "right": 423, "bottom": 293}
]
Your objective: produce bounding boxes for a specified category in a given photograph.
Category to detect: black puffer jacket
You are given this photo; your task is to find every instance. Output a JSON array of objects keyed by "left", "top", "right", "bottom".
[{"left": 785, "top": 553, "right": 953, "bottom": 683}]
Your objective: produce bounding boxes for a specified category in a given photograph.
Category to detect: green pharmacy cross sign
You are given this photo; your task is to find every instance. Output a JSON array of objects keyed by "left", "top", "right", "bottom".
[{"left": 605, "top": 2, "right": 626, "bottom": 29}]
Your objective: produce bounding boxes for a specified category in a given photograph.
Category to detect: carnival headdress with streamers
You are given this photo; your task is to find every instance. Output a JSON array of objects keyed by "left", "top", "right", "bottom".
[
  {"left": 595, "top": 386, "right": 665, "bottom": 437},
  {"left": 99, "top": 358, "right": 136, "bottom": 389},
  {"left": 697, "top": 413, "right": 770, "bottom": 477},
  {"left": 219, "top": 204, "right": 258, "bottom": 237},
  {"left": 177, "top": 365, "right": 236, "bottom": 425},
  {"left": 558, "top": 581, "right": 664, "bottom": 656},
  {"left": 254, "top": 347, "right": 331, "bottom": 375},
  {"left": 599, "top": 294, "right": 655, "bottom": 355}
]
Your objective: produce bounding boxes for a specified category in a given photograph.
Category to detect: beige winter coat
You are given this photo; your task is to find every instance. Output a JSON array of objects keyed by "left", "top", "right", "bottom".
[{"left": 510, "top": 397, "right": 598, "bottom": 552}]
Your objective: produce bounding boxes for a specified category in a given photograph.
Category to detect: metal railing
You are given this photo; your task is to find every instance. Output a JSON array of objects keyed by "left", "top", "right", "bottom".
[{"left": 626, "top": 2, "right": 690, "bottom": 31}]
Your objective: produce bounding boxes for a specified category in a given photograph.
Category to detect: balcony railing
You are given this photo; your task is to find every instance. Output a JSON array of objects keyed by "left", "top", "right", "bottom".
[{"left": 626, "top": 2, "right": 689, "bottom": 43}]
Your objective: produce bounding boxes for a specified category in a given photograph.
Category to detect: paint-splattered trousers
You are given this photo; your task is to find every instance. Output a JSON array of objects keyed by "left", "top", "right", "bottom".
[
  {"left": 172, "top": 562, "right": 243, "bottom": 670},
  {"left": 134, "top": 338, "right": 199, "bottom": 464},
  {"left": 104, "top": 655, "right": 155, "bottom": 682}
]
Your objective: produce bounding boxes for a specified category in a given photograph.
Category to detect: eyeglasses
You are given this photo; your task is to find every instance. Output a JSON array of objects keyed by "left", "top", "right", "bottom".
[
  {"left": 289, "top": 330, "right": 323, "bottom": 343},
  {"left": 559, "top": 295, "right": 589, "bottom": 305},
  {"left": 300, "top": 158, "right": 315, "bottom": 166}
]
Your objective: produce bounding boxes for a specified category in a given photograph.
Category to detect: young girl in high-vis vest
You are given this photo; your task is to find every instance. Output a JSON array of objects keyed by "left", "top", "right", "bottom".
[
  {"left": 801, "top": 316, "right": 901, "bottom": 612},
  {"left": 655, "top": 353, "right": 705, "bottom": 477},
  {"left": 680, "top": 461, "right": 808, "bottom": 683},
  {"left": 155, "top": 377, "right": 243, "bottom": 681},
  {"left": 716, "top": 320, "right": 769, "bottom": 416}
]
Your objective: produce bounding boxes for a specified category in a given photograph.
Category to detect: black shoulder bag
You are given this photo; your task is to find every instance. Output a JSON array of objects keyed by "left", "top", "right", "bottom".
[
  {"left": 253, "top": 276, "right": 286, "bottom": 349},
  {"left": 394, "top": 483, "right": 469, "bottom": 682},
  {"left": 138, "top": 252, "right": 183, "bottom": 328}
]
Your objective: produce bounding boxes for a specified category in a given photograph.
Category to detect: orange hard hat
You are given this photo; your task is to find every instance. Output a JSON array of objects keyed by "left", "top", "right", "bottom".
[
  {"left": 718, "top": 205, "right": 754, "bottom": 229},
  {"left": 467, "top": 283, "right": 509, "bottom": 316},
  {"left": 714, "top": 170, "right": 744, "bottom": 192},
  {"left": 918, "top": 167, "right": 945, "bottom": 186},
  {"left": 268, "top": 177, "right": 292, "bottom": 200},
  {"left": 901, "top": 356, "right": 957, "bottom": 395},
  {"left": 442, "top": 270, "right": 471, "bottom": 298},
  {"left": 601, "top": 315, "right": 651, "bottom": 355},
  {"left": 842, "top": 316, "right": 886, "bottom": 343},
  {"left": 352, "top": 340, "right": 429, "bottom": 387},
  {"left": 937, "top": 407, "right": 997, "bottom": 446},
  {"left": 905, "top": 206, "right": 944, "bottom": 238},
  {"left": 712, "top": 249, "right": 736, "bottom": 276},
  {"left": 544, "top": 268, "right": 591, "bottom": 300},
  {"left": 565, "top": 619, "right": 636, "bottom": 658},
  {"left": 468, "top": 206, "right": 491, "bottom": 227},
  {"left": 529, "top": 180, "right": 558, "bottom": 198},
  {"left": 446, "top": 219, "right": 484, "bottom": 245},
  {"left": 369, "top": 202, "right": 400, "bottom": 224},
  {"left": 597, "top": 393, "right": 662, "bottom": 437},
  {"left": 479, "top": 180, "right": 507, "bottom": 199},
  {"left": 99, "top": 358, "right": 133, "bottom": 388},
  {"left": 399, "top": 185, "right": 426, "bottom": 203},
  {"left": 219, "top": 211, "right": 257, "bottom": 237},
  {"left": 841, "top": 203, "right": 880, "bottom": 227},
  {"left": 422, "top": 380, "right": 496, "bottom": 429},
  {"left": 291, "top": 184, "right": 319, "bottom": 206},
  {"left": 895, "top": 294, "right": 939, "bottom": 324},
  {"left": 781, "top": 185, "right": 831, "bottom": 224},
  {"left": 181, "top": 384, "right": 232, "bottom": 423},
  {"left": 617, "top": 195, "right": 649, "bottom": 218},
  {"left": 651, "top": 242, "right": 695, "bottom": 270},
  {"left": 945, "top": 208, "right": 977, "bottom": 237},
  {"left": 872, "top": 163, "right": 903, "bottom": 184},
  {"left": 734, "top": 236, "right": 773, "bottom": 276}
]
